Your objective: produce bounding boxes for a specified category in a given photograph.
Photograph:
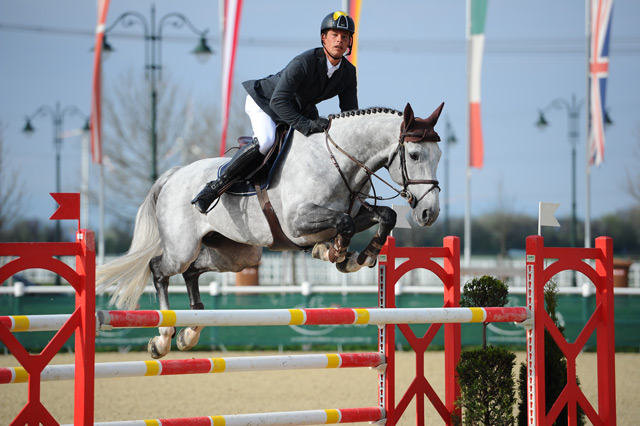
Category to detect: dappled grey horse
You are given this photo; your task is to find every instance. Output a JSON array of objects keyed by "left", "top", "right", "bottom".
[{"left": 97, "top": 102, "right": 444, "bottom": 358}]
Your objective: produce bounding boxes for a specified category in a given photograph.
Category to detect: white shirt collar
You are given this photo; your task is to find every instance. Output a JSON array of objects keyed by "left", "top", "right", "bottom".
[{"left": 326, "top": 57, "right": 341, "bottom": 78}]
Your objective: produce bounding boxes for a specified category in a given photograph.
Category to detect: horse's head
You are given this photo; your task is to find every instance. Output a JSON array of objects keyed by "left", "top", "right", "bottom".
[{"left": 388, "top": 102, "right": 444, "bottom": 227}]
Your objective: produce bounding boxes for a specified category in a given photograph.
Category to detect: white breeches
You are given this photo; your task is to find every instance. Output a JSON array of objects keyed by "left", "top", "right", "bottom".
[{"left": 245, "top": 95, "right": 277, "bottom": 155}]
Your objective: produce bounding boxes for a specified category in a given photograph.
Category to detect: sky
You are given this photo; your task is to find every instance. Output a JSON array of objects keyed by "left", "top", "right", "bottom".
[{"left": 1, "top": 0, "right": 639, "bottom": 237}]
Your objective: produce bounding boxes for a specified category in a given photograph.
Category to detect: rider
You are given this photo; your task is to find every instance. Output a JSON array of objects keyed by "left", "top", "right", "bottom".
[{"left": 192, "top": 11, "right": 359, "bottom": 214}]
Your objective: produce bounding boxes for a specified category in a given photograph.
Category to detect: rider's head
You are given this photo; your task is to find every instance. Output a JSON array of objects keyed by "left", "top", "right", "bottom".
[{"left": 320, "top": 11, "right": 355, "bottom": 63}]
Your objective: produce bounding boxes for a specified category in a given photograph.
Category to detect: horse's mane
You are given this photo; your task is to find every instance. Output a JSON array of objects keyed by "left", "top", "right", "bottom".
[{"left": 328, "top": 107, "right": 403, "bottom": 120}]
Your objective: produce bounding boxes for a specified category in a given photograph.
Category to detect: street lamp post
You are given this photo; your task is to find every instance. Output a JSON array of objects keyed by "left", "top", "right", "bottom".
[
  {"left": 23, "top": 102, "right": 89, "bottom": 285},
  {"left": 443, "top": 117, "right": 457, "bottom": 237},
  {"left": 536, "top": 94, "right": 584, "bottom": 286},
  {"left": 103, "top": 4, "right": 213, "bottom": 184}
]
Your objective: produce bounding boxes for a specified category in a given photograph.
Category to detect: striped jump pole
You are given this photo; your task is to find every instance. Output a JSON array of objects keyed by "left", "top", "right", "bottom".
[
  {"left": 70, "top": 407, "right": 383, "bottom": 426},
  {"left": 96, "top": 307, "right": 529, "bottom": 330},
  {"left": 0, "top": 353, "right": 383, "bottom": 384},
  {"left": 0, "top": 314, "right": 70, "bottom": 332}
]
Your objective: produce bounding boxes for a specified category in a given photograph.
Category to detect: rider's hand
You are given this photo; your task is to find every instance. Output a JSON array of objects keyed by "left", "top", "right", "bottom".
[{"left": 308, "top": 117, "right": 330, "bottom": 134}]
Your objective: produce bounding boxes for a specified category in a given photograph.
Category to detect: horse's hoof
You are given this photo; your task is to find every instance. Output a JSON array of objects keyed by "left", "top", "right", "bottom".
[
  {"left": 176, "top": 328, "right": 199, "bottom": 352},
  {"left": 338, "top": 252, "right": 368, "bottom": 273},
  {"left": 148, "top": 337, "right": 169, "bottom": 359},
  {"left": 311, "top": 243, "right": 326, "bottom": 260}
]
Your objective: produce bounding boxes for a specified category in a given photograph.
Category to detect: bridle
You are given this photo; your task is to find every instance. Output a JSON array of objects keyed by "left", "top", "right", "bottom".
[
  {"left": 324, "top": 125, "right": 440, "bottom": 211},
  {"left": 389, "top": 129, "right": 441, "bottom": 208}
]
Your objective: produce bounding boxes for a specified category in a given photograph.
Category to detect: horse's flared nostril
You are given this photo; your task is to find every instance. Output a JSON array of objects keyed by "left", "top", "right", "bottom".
[{"left": 421, "top": 208, "right": 440, "bottom": 226}]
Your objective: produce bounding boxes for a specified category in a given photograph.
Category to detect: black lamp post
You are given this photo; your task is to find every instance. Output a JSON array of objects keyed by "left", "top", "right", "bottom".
[
  {"left": 103, "top": 4, "right": 213, "bottom": 183},
  {"left": 443, "top": 117, "right": 457, "bottom": 237},
  {"left": 536, "top": 94, "right": 585, "bottom": 287},
  {"left": 22, "top": 102, "right": 89, "bottom": 285}
]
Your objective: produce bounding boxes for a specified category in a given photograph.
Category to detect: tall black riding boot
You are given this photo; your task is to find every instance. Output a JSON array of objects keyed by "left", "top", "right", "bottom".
[{"left": 191, "top": 138, "right": 264, "bottom": 214}]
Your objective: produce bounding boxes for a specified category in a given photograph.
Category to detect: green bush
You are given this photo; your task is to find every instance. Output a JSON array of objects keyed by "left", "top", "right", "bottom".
[
  {"left": 455, "top": 275, "right": 516, "bottom": 425},
  {"left": 460, "top": 275, "right": 509, "bottom": 349},
  {"left": 456, "top": 346, "right": 517, "bottom": 426}
]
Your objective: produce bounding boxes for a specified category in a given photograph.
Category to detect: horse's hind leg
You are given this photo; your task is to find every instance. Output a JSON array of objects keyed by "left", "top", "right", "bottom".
[
  {"left": 176, "top": 240, "right": 262, "bottom": 352},
  {"left": 175, "top": 264, "right": 205, "bottom": 352},
  {"left": 148, "top": 256, "right": 175, "bottom": 359}
]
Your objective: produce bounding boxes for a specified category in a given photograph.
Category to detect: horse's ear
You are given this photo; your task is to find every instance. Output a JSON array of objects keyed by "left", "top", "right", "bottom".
[
  {"left": 425, "top": 102, "right": 445, "bottom": 126},
  {"left": 403, "top": 103, "right": 415, "bottom": 128}
]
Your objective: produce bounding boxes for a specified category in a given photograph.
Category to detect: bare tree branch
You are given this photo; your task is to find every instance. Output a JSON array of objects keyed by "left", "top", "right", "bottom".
[{"left": 99, "top": 71, "right": 250, "bottom": 222}]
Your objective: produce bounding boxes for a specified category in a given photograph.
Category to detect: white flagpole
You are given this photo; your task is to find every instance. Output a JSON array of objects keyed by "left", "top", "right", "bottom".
[
  {"left": 584, "top": 0, "right": 592, "bottom": 248},
  {"left": 463, "top": 0, "right": 472, "bottom": 268}
]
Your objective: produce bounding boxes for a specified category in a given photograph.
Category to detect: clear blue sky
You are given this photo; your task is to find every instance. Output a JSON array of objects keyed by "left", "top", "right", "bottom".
[{"left": 1, "top": 0, "right": 639, "bottom": 236}]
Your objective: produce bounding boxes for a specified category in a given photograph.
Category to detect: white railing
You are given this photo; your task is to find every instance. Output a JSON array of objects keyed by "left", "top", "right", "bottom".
[{"left": 2, "top": 252, "right": 639, "bottom": 289}]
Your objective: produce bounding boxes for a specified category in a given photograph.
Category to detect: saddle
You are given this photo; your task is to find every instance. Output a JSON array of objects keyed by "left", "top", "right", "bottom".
[
  {"left": 222, "top": 125, "right": 305, "bottom": 251},
  {"left": 222, "top": 125, "right": 293, "bottom": 196}
]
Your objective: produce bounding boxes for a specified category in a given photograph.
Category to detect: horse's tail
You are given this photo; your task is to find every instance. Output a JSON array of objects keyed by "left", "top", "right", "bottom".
[{"left": 96, "top": 167, "right": 181, "bottom": 309}]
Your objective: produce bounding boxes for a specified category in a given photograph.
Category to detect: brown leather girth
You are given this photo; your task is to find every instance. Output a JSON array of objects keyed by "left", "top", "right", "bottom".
[{"left": 255, "top": 184, "right": 306, "bottom": 251}]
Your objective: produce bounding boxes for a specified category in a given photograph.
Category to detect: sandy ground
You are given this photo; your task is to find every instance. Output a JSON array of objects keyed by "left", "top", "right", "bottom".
[{"left": 1, "top": 350, "right": 638, "bottom": 425}]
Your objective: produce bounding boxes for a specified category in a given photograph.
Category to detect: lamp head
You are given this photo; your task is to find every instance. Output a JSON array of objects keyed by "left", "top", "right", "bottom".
[
  {"left": 22, "top": 118, "right": 35, "bottom": 134},
  {"left": 192, "top": 36, "right": 213, "bottom": 63},
  {"left": 536, "top": 111, "right": 549, "bottom": 129}
]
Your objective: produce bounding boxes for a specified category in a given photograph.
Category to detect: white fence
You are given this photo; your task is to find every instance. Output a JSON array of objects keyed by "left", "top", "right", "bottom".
[{"left": 2, "top": 251, "right": 639, "bottom": 289}]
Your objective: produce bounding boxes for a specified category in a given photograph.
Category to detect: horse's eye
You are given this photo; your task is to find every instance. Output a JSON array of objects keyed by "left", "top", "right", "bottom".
[{"left": 409, "top": 152, "right": 420, "bottom": 161}]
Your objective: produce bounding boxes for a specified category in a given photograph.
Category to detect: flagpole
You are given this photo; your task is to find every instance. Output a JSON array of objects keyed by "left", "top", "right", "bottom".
[{"left": 584, "top": 0, "right": 592, "bottom": 248}]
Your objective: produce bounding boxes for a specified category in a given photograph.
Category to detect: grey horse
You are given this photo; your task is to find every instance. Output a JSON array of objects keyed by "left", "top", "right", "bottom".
[{"left": 97, "top": 102, "right": 444, "bottom": 358}]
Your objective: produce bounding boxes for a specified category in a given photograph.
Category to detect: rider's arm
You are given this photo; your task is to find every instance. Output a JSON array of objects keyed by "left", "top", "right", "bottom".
[
  {"left": 338, "top": 67, "right": 358, "bottom": 112},
  {"left": 269, "top": 57, "right": 317, "bottom": 136}
]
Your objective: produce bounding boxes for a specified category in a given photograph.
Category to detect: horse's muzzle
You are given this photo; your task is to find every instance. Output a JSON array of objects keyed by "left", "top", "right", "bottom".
[{"left": 418, "top": 206, "right": 440, "bottom": 227}]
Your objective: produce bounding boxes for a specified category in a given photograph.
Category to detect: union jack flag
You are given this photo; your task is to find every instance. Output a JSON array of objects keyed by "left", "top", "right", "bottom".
[{"left": 588, "top": 0, "right": 614, "bottom": 167}]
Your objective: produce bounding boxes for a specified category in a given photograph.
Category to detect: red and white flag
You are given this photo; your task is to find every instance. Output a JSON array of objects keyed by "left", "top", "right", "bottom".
[
  {"left": 219, "top": 0, "right": 243, "bottom": 157},
  {"left": 588, "top": 0, "right": 614, "bottom": 167},
  {"left": 90, "top": 0, "right": 111, "bottom": 164},
  {"left": 467, "top": 0, "right": 488, "bottom": 169}
]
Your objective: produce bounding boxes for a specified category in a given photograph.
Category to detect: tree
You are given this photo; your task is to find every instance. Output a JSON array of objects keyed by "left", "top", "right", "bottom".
[
  {"left": 459, "top": 275, "right": 509, "bottom": 348},
  {"left": 455, "top": 275, "right": 516, "bottom": 426},
  {"left": 99, "top": 71, "right": 250, "bottom": 222},
  {"left": 0, "top": 121, "right": 26, "bottom": 240}
]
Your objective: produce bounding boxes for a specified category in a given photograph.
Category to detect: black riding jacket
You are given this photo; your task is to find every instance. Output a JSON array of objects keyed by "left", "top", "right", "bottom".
[{"left": 242, "top": 47, "right": 358, "bottom": 136}]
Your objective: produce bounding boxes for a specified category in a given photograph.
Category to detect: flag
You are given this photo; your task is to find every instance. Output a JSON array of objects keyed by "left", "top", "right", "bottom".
[
  {"left": 588, "top": 0, "right": 614, "bottom": 167},
  {"left": 538, "top": 202, "right": 561, "bottom": 236},
  {"left": 90, "top": 0, "right": 110, "bottom": 164},
  {"left": 219, "top": 0, "right": 243, "bottom": 157},
  {"left": 50, "top": 192, "right": 81, "bottom": 231},
  {"left": 467, "top": 0, "right": 488, "bottom": 169},
  {"left": 343, "top": 0, "right": 362, "bottom": 67}
]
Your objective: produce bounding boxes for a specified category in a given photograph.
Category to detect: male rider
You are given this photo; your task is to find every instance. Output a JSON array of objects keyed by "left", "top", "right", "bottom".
[{"left": 192, "top": 11, "right": 358, "bottom": 214}]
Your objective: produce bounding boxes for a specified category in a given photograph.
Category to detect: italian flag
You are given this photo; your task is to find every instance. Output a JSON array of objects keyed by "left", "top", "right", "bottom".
[{"left": 467, "top": 0, "right": 488, "bottom": 169}]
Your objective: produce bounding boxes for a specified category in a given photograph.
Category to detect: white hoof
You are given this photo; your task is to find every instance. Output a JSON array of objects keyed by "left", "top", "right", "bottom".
[
  {"left": 312, "top": 242, "right": 332, "bottom": 261},
  {"left": 177, "top": 327, "right": 202, "bottom": 351}
]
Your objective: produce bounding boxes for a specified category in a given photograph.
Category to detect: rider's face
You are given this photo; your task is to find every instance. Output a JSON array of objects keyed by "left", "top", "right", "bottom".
[{"left": 322, "top": 29, "right": 351, "bottom": 63}]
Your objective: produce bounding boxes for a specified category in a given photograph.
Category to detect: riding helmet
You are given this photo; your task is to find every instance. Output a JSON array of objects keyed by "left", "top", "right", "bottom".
[{"left": 320, "top": 11, "right": 355, "bottom": 35}]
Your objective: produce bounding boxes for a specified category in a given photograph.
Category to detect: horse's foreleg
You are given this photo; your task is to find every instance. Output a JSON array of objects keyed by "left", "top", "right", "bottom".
[
  {"left": 176, "top": 265, "right": 205, "bottom": 352},
  {"left": 148, "top": 256, "right": 175, "bottom": 359},
  {"left": 337, "top": 206, "right": 397, "bottom": 273},
  {"left": 309, "top": 213, "right": 355, "bottom": 264}
]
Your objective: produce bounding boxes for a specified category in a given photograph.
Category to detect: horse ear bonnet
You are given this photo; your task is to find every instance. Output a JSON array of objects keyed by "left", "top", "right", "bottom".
[{"left": 401, "top": 102, "right": 445, "bottom": 143}]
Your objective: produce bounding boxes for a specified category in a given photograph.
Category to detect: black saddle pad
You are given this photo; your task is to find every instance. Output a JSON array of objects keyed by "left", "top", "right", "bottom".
[{"left": 222, "top": 126, "right": 293, "bottom": 196}]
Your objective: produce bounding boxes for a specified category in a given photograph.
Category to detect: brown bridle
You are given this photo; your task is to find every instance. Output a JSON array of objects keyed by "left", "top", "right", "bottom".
[
  {"left": 324, "top": 123, "right": 440, "bottom": 211},
  {"left": 388, "top": 131, "right": 440, "bottom": 208}
]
